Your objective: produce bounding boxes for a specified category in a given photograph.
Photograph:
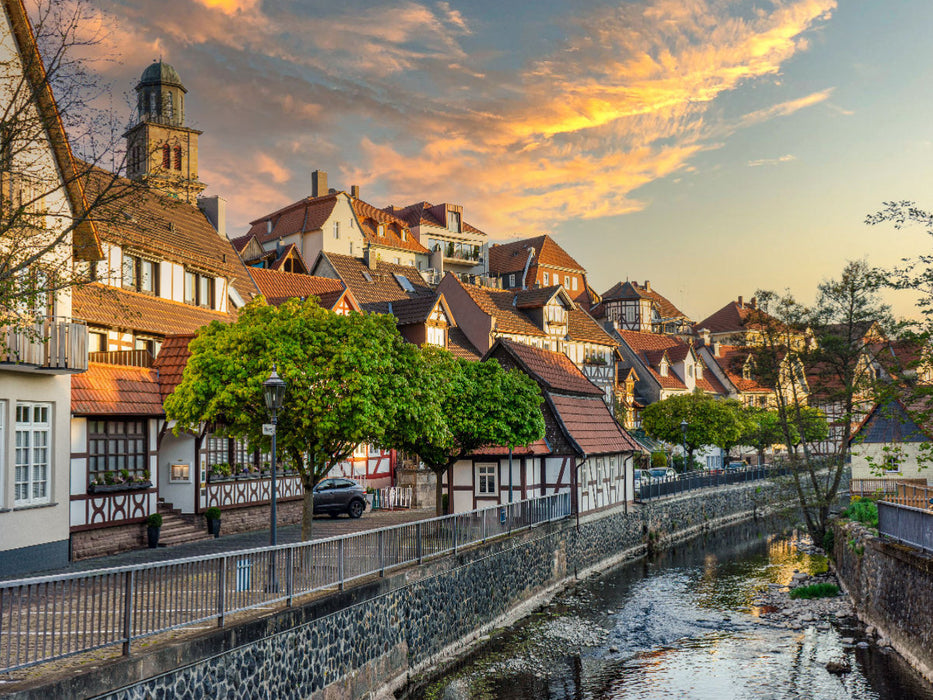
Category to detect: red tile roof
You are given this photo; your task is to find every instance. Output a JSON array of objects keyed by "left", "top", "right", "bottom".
[
  {"left": 513, "top": 285, "right": 564, "bottom": 309},
  {"left": 601, "top": 281, "right": 689, "bottom": 322},
  {"left": 351, "top": 198, "right": 430, "bottom": 255},
  {"left": 447, "top": 327, "right": 480, "bottom": 361},
  {"left": 151, "top": 334, "right": 194, "bottom": 400},
  {"left": 568, "top": 308, "right": 619, "bottom": 346},
  {"left": 385, "top": 201, "right": 486, "bottom": 236},
  {"left": 458, "top": 281, "right": 547, "bottom": 338},
  {"left": 320, "top": 253, "right": 433, "bottom": 308},
  {"left": 489, "top": 339, "right": 603, "bottom": 396},
  {"left": 74, "top": 283, "right": 235, "bottom": 337},
  {"left": 489, "top": 235, "right": 585, "bottom": 276},
  {"left": 248, "top": 267, "right": 351, "bottom": 310},
  {"left": 72, "top": 362, "right": 164, "bottom": 415},
  {"left": 547, "top": 393, "right": 641, "bottom": 455},
  {"left": 471, "top": 439, "right": 551, "bottom": 457},
  {"left": 366, "top": 294, "right": 449, "bottom": 326},
  {"left": 696, "top": 298, "right": 773, "bottom": 334},
  {"left": 708, "top": 345, "right": 771, "bottom": 393},
  {"left": 246, "top": 193, "right": 340, "bottom": 245}
]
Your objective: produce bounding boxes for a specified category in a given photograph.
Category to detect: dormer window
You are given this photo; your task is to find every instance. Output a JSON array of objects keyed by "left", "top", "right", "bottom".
[
  {"left": 184, "top": 269, "right": 214, "bottom": 308},
  {"left": 660, "top": 359, "right": 668, "bottom": 377},
  {"left": 509, "top": 273, "right": 516, "bottom": 288},
  {"left": 447, "top": 210, "right": 461, "bottom": 232},
  {"left": 401, "top": 229, "right": 408, "bottom": 241},
  {"left": 696, "top": 364, "right": 703, "bottom": 379},
  {"left": 377, "top": 224, "right": 385, "bottom": 237},
  {"left": 122, "top": 254, "right": 158, "bottom": 295},
  {"left": 543, "top": 272, "right": 549, "bottom": 285}
]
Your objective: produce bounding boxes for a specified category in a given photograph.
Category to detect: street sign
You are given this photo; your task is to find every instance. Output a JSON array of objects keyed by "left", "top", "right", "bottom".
[{"left": 262, "top": 423, "right": 275, "bottom": 436}]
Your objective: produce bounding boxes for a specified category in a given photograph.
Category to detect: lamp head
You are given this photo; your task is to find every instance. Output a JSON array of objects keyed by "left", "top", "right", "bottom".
[{"left": 263, "top": 365, "right": 287, "bottom": 412}]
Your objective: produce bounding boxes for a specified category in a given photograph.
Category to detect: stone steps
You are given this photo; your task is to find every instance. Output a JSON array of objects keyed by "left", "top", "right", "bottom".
[{"left": 155, "top": 500, "right": 210, "bottom": 546}]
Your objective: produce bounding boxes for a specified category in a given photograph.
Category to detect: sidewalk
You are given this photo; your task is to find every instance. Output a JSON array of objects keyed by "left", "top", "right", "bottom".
[{"left": 4, "top": 507, "right": 434, "bottom": 582}]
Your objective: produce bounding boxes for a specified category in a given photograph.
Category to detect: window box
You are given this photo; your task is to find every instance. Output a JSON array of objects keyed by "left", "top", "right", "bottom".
[{"left": 89, "top": 480, "right": 152, "bottom": 494}]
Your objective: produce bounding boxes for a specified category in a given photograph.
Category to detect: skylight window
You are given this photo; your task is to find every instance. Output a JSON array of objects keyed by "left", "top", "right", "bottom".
[
  {"left": 394, "top": 273, "right": 415, "bottom": 292},
  {"left": 361, "top": 270, "right": 373, "bottom": 283}
]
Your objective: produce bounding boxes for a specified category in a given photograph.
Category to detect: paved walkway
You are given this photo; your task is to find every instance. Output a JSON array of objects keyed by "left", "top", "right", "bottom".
[{"left": 5, "top": 508, "right": 435, "bottom": 581}]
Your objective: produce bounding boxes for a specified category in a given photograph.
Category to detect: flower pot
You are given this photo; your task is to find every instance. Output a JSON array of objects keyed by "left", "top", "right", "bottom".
[
  {"left": 90, "top": 481, "right": 152, "bottom": 494},
  {"left": 147, "top": 526, "right": 160, "bottom": 548},
  {"left": 207, "top": 518, "right": 221, "bottom": 538}
]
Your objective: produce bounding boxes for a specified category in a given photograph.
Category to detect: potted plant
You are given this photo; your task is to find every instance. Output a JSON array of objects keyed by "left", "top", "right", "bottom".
[
  {"left": 146, "top": 513, "right": 162, "bottom": 548},
  {"left": 205, "top": 507, "right": 221, "bottom": 537}
]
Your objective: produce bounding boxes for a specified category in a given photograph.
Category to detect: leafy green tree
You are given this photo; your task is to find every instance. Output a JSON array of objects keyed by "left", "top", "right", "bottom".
[
  {"left": 165, "top": 298, "right": 443, "bottom": 540},
  {"left": 641, "top": 392, "right": 747, "bottom": 467},
  {"left": 740, "top": 408, "right": 785, "bottom": 464},
  {"left": 383, "top": 347, "right": 545, "bottom": 516}
]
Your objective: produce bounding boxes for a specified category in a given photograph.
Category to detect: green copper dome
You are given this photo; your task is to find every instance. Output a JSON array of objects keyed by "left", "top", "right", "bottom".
[{"left": 137, "top": 61, "right": 186, "bottom": 92}]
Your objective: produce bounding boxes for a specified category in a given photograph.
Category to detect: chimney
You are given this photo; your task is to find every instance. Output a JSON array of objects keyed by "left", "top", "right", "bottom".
[
  {"left": 750, "top": 296, "right": 757, "bottom": 309},
  {"left": 364, "top": 248, "right": 378, "bottom": 270},
  {"left": 712, "top": 340, "right": 721, "bottom": 357},
  {"left": 738, "top": 296, "right": 743, "bottom": 307},
  {"left": 644, "top": 280, "right": 651, "bottom": 291},
  {"left": 311, "top": 170, "right": 328, "bottom": 198},
  {"left": 198, "top": 196, "right": 227, "bottom": 239},
  {"left": 350, "top": 185, "right": 360, "bottom": 198},
  {"left": 698, "top": 328, "right": 711, "bottom": 346}
]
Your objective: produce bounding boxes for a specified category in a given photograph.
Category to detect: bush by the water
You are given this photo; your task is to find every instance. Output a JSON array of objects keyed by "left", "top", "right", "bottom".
[
  {"left": 790, "top": 582, "right": 840, "bottom": 600},
  {"left": 843, "top": 499, "right": 878, "bottom": 528}
]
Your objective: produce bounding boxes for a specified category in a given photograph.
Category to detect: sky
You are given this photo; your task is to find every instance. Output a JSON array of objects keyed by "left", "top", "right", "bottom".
[{"left": 66, "top": 0, "right": 933, "bottom": 321}]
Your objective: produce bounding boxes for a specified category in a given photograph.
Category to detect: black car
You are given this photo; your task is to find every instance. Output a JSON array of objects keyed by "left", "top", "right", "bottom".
[{"left": 312, "top": 478, "right": 367, "bottom": 518}]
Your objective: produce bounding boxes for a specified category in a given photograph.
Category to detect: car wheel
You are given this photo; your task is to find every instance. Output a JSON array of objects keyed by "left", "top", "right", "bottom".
[{"left": 348, "top": 499, "right": 364, "bottom": 519}]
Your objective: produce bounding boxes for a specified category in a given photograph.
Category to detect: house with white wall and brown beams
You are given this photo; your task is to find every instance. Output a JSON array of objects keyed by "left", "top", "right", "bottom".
[
  {"left": 0, "top": 0, "right": 103, "bottom": 576},
  {"left": 443, "top": 339, "right": 642, "bottom": 514},
  {"left": 592, "top": 280, "right": 693, "bottom": 337}
]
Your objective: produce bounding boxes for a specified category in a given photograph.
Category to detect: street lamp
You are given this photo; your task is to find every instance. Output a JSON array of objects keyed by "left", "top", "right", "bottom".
[
  {"left": 263, "top": 366, "right": 286, "bottom": 547},
  {"left": 680, "top": 419, "right": 689, "bottom": 471}
]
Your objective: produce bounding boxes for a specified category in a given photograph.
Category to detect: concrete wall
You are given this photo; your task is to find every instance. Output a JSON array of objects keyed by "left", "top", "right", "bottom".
[
  {"left": 5, "top": 478, "right": 788, "bottom": 699},
  {"left": 832, "top": 519, "right": 933, "bottom": 684}
]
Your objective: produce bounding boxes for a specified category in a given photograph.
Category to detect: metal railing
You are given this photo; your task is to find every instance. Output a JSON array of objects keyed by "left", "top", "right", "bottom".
[
  {"left": 886, "top": 482, "right": 933, "bottom": 511},
  {"left": 636, "top": 464, "right": 790, "bottom": 501},
  {"left": 851, "top": 478, "right": 927, "bottom": 497},
  {"left": 878, "top": 500, "right": 933, "bottom": 554},
  {"left": 0, "top": 316, "right": 87, "bottom": 373},
  {"left": 0, "top": 491, "right": 570, "bottom": 674}
]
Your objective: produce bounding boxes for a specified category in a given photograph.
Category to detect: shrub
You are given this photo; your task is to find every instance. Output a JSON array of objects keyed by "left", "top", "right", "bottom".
[
  {"left": 822, "top": 528, "right": 835, "bottom": 555},
  {"left": 789, "top": 583, "right": 839, "bottom": 600},
  {"left": 205, "top": 507, "right": 221, "bottom": 521},
  {"left": 843, "top": 500, "right": 878, "bottom": 529},
  {"left": 651, "top": 452, "right": 668, "bottom": 468},
  {"left": 146, "top": 513, "right": 163, "bottom": 528}
]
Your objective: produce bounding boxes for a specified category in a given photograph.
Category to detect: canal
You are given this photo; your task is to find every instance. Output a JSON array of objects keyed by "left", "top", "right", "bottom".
[{"left": 416, "top": 518, "right": 933, "bottom": 699}]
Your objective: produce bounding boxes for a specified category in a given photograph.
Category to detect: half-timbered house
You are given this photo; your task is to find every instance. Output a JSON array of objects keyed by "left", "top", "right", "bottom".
[{"left": 592, "top": 280, "right": 692, "bottom": 336}]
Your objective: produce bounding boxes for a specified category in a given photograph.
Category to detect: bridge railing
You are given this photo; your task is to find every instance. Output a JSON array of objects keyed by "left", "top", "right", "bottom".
[
  {"left": 0, "top": 491, "right": 571, "bottom": 674},
  {"left": 878, "top": 500, "right": 933, "bottom": 554},
  {"left": 636, "top": 463, "right": 792, "bottom": 501}
]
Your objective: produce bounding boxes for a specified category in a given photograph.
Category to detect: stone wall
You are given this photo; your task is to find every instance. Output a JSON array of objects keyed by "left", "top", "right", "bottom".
[
  {"left": 211, "top": 500, "right": 303, "bottom": 536},
  {"left": 71, "top": 524, "right": 145, "bottom": 560},
  {"left": 395, "top": 468, "right": 436, "bottom": 509},
  {"left": 8, "top": 479, "right": 788, "bottom": 700},
  {"left": 833, "top": 519, "right": 933, "bottom": 684}
]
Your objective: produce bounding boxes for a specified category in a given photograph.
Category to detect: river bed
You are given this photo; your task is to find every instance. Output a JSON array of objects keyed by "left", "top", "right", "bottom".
[{"left": 416, "top": 519, "right": 933, "bottom": 700}]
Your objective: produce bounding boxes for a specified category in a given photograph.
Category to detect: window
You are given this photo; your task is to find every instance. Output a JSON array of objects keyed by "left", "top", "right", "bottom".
[
  {"left": 394, "top": 273, "right": 415, "bottom": 293},
  {"left": 572, "top": 277, "right": 578, "bottom": 291},
  {"left": 123, "top": 254, "right": 158, "bottom": 294},
  {"left": 394, "top": 257, "right": 401, "bottom": 265},
  {"left": 349, "top": 242, "right": 353, "bottom": 255},
  {"left": 15, "top": 403, "right": 51, "bottom": 506},
  {"left": 352, "top": 443, "right": 367, "bottom": 459},
  {"left": 173, "top": 146, "right": 182, "bottom": 171},
  {"left": 377, "top": 224, "right": 385, "bottom": 237},
  {"left": 477, "top": 463, "right": 497, "bottom": 495},
  {"left": 509, "top": 274, "right": 516, "bottom": 288},
  {"left": 333, "top": 221, "right": 340, "bottom": 239},
  {"left": 166, "top": 92, "right": 174, "bottom": 120},
  {"left": 543, "top": 272, "right": 549, "bottom": 285},
  {"left": 564, "top": 275, "right": 570, "bottom": 288},
  {"left": 447, "top": 210, "right": 461, "bottom": 232},
  {"left": 89, "top": 330, "right": 107, "bottom": 352},
  {"left": 87, "top": 420, "right": 147, "bottom": 483},
  {"left": 884, "top": 454, "right": 900, "bottom": 472},
  {"left": 134, "top": 336, "right": 161, "bottom": 356},
  {"left": 149, "top": 91, "right": 156, "bottom": 115},
  {"left": 162, "top": 144, "right": 171, "bottom": 169},
  {"left": 401, "top": 229, "right": 408, "bottom": 241},
  {"left": 426, "top": 325, "right": 445, "bottom": 347},
  {"left": 184, "top": 269, "right": 214, "bottom": 308}
]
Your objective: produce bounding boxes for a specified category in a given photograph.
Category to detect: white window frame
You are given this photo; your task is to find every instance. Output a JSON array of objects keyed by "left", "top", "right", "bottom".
[
  {"left": 564, "top": 275, "right": 570, "bottom": 288},
  {"left": 509, "top": 273, "right": 515, "bottom": 288},
  {"left": 14, "top": 402, "right": 51, "bottom": 507},
  {"left": 352, "top": 443, "right": 367, "bottom": 459},
  {"left": 333, "top": 221, "right": 340, "bottom": 239},
  {"left": 476, "top": 463, "right": 497, "bottom": 496},
  {"left": 543, "top": 271, "right": 549, "bottom": 285},
  {"left": 426, "top": 325, "right": 445, "bottom": 347},
  {"left": 572, "top": 277, "right": 578, "bottom": 291}
]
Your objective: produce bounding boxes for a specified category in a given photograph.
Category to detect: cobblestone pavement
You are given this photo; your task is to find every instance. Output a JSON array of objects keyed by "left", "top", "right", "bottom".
[{"left": 4, "top": 508, "right": 435, "bottom": 581}]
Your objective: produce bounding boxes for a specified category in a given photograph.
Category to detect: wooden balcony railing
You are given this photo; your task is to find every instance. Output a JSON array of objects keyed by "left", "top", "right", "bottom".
[{"left": 0, "top": 316, "right": 88, "bottom": 373}]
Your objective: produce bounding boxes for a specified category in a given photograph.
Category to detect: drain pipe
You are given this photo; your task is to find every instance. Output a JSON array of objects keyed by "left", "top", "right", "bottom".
[{"left": 573, "top": 455, "right": 590, "bottom": 530}]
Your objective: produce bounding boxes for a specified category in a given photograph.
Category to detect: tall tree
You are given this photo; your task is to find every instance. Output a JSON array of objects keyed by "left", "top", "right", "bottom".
[
  {"left": 165, "top": 298, "right": 443, "bottom": 540},
  {"left": 641, "top": 392, "right": 747, "bottom": 468},
  {"left": 383, "top": 347, "right": 545, "bottom": 516}
]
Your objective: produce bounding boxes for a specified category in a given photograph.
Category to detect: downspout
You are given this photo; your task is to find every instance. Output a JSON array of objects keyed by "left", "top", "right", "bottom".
[{"left": 573, "top": 455, "right": 590, "bottom": 530}]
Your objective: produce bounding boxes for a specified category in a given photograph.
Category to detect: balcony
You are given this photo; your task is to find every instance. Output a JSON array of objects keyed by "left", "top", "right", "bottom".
[{"left": 0, "top": 317, "right": 88, "bottom": 373}]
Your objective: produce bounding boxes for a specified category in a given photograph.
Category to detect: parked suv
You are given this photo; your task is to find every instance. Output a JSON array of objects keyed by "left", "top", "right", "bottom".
[
  {"left": 312, "top": 478, "right": 367, "bottom": 518},
  {"left": 649, "top": 468, "right": 677, "bottom": 480}
]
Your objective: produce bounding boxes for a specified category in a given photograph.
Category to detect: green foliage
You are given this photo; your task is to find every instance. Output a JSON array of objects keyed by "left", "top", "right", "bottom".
[
  {"left": 822, "top": 528, "right": 835, "bottom": 555},
  {"left": 789, "top": 582, "right": 839, "bottom": 600},
  {"left": 205, "top": 507, "right": 221, "bottom": 521},
  {"left": 843, "top": 499, "right": 879, "bottom": 528},
  {"left": 146, "top": 513, "right": 163, "bottom": 528},
  {"left": 809, "top": 554, "right": 829, "bottom": 575},
  {"left": 650, "top": 452, "right": 668, "bottom": 468},
  {"left": 165, "top": 297, "right": 444, "bottom": 539},
  {"left": 641, "top": 392, "right": 750, "bottom": 460}
]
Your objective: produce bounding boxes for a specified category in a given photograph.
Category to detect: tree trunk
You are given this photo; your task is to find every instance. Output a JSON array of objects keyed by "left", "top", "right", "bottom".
[
  {"left": 301, "top": 476, "right": 315, "bottom": 541},
  {"left": 435, "top": 466, "right": 445, "bottom": 517}
]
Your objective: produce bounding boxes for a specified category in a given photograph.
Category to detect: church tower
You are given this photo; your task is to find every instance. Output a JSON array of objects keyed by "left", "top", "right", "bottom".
[{"left": 124, "top": 61, "right": 206, "bottom": 203}]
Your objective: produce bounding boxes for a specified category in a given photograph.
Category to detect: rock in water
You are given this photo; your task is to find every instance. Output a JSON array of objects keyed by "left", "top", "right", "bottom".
[{"left": 826, "top": 660, "right": 852, "bottom": 675}]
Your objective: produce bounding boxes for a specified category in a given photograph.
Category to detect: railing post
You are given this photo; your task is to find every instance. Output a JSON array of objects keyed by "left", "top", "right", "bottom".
[
  {"left": 508, "top": 502, "right": 513, "bottom": 535},
  {"left": 217, "top": 556, "right": 227, "bottom": 627},
  {"left": 122, "top": 570, "right": 134, "bottom": 656},
  {"left": 286, "top": 548, "right": 294, "bottom": 607},
  {"left": 338, "top": 539, "right": 345, "bottom": 590},
  {"left": 379, "top": 530, "right": 386, "bottom": 577},
  {"left": 453, "top": 517, "right": 459, "bottom": 555},
  {"left": 482, "top": 509, "right": 487, "bottom": 542},
  {"left": 417, "top": 522, "right": 423, "bottom": 564}
]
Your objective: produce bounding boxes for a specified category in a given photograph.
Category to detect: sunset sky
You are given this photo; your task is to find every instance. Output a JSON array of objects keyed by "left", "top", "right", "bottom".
[{"left": 77, "top": 0, "right": 933, "bottom": 320}]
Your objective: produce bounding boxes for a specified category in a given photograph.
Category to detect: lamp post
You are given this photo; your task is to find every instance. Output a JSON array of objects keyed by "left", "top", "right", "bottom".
[
  {"left": 263, "top": 366, "right": 286, "bottom": 547},
  {"left": 680, "top": 419, "right": 689, "bottom": 472}
]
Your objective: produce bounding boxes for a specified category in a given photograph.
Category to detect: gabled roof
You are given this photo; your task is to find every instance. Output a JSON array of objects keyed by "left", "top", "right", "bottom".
[
  {"left": 601, "top": 281, "right": 689, "bottom": 322},
  {"left": 568, "top": 309, "right": 619, "bottom": 346},
  {"left": 74, "top": 283, "right": 234, "bottom": 337},
  {"left": 268, "top": 244, "right": 309, "bottom": 273},
  {"left": 617, "top": 330, "right": 697, "bottom": 392},
  {"left": 447, "top": 327, "right": 480, "bottom": 361},
  {"left": 71, "top": 362, "right": 164, "bottom": 416},
  {"left": 546, "top": 393, "right": 642, "bottom": 455},
  {"left": 248, "top": 267, "right": 355, "bottom": 311},
  {"left": 246, "top": 192, "right": 340, "bottom": 245},
  {"left": 850, "top": 398, "right": 933, "bottom": 444},
  {"left": 489, "top": 235, "right": 585, "bottom": 275},
  {"left": 81, "top": 167, "right": 258, "bottom": 303},
  {"left": 151, "top": 334, "right": 194, "bottom": 400},
  {"left": 486, "top": 339, "right": 602, "bottom": 396},
  {"left": 385, "top": 201, "right": 486, "bottom": 236},
  {"left": 706, "top": 345, "right": 772, "bottom": 393},
  {"left": 696, "top": 297, "right": 771, "bottom": 334},
  {"left": 514, "top": 285, "right": 570, "bottom": 309},
  {"left": 351, "top": 197, "right": 430, "bottom": 255},
  {"left": 3, "top": 0, "right": 101, "bottom": 260},
  {"left": 366, "top": 293, "right": 452, "bottom": 326},
  {"left": 456, "top": 280, "right": 547, "bottom": 338},
  {"left": 315, "top": 252, "right": 432, "bottom": 308}
]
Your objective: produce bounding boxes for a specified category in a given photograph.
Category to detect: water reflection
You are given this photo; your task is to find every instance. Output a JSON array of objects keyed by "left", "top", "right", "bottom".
[{"left": 419, "top": 519, "right": 933, "bottom": 700}]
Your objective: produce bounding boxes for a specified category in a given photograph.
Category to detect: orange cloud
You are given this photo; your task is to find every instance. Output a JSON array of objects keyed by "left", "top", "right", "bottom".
[{"left": 192, "top": 0, "right": 259, "bottom": 14}]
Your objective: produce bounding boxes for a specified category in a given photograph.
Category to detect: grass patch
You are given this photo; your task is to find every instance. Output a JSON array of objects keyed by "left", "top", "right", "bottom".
[
  {"left": 808, "top": 554, "right": 829, "bottom": 575},
  {"left": 843, "top": 499, "right": 878, "bottom": 529},
  {"left": 789, "top": 582, "right": 840, "bottom": 600}
]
